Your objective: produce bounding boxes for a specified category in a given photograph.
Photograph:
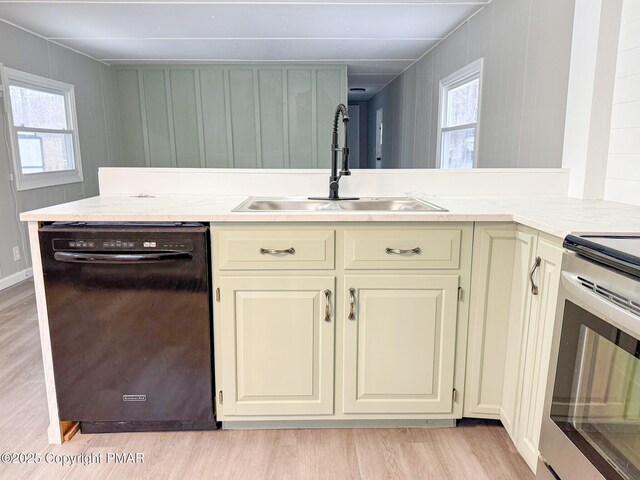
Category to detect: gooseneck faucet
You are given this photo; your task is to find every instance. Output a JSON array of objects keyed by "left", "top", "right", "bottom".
[{"left": 310, "top": 103, "right": 359, "bottom": 201}]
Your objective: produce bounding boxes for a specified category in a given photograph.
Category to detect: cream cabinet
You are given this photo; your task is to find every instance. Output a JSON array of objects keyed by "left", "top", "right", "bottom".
[
  {"left": 212, "top": 223, "right": 473, "bottom": 422},
  {"left": 511, "top": 235, "right": 563, "bottom": 470},
  {"left": 465, "top": 224, "right": 563, "bottom": 474},
  {"left": 218, "top": 275, "right": 336, "bottom": 416},
  {"left": 343, "top": 274, "right": 459, "bottom": 414},
  {"left": 464, "top": 224, "right": 518, "bottom": 418},
  {"left": 211, "top": 221, "right": 566, "bottom": 470},
  {"left": 500, "top": 228, "right": 538, "bottom": 436},
  {"left": 500, "top": 229, "right": 565, "bottom": 472}
]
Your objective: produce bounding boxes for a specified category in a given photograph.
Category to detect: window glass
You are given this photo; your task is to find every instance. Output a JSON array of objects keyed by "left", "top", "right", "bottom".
[
  {"left": 9, "top": 85, "right": 68, "bottom": 130},
  {"left": 445, "top": 78, "right": 479, "bottom": 127},
  {"left": 441, "top": 127, "right": 475, "bottom": 169},
  {"left": 17, "top": 132, "right": 75, "bottom": 175}
]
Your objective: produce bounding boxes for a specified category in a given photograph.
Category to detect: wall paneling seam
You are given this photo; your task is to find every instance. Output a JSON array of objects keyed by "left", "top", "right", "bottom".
[
  {"left": 98, "top": 66, "right": 112, "bottom": 168},
  {"left": 223, "top": 68, "right": 235, "bottom": 167},
  {"left": 282, "top": 69, "right": 290, "bottom": 168},
  {"left": 193, "top": 68, "right": 207, "bottom": 168},
  {"left": 252, "top": 68, "right": 263, "bottom": 168},
  {"left": 137, "top": 69, "right": 151, "bottom": 167},
  {"left": 164, "top": 69, "right": 177, "bottom": 167},
  {"left": 515, "top": 0, "right": 534, "bottom": 169},
  {"left": 311, "top": 67, "right": 318, "bottom": 168}
]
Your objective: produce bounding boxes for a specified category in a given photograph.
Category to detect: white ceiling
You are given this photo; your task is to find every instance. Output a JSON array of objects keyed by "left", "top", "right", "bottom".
[{"left": 0, "top": 0, "right": 489, "bottom": 100}]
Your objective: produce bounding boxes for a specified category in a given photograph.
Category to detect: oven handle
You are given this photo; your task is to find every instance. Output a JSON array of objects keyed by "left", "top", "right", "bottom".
[
  {"left": 561, "top": 272, "right": 640, "bottom": 338},
  {"left": 53, "top": 251, "right": 193, "bottom": 264}
]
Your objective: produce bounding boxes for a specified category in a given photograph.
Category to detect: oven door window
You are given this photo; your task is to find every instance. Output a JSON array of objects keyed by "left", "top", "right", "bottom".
[{"left": 551, "top": 301, "right": 640, "bottom": 480}]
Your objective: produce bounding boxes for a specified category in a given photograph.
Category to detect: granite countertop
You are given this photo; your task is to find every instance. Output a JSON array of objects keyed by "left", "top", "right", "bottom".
[{"left": 20, "top": 194, "right": 640, "bottom": 238}]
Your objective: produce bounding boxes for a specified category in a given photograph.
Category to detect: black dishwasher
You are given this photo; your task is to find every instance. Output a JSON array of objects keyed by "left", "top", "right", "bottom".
[{"left": 39, "top": 222, "right": 216, "bottom": 433}]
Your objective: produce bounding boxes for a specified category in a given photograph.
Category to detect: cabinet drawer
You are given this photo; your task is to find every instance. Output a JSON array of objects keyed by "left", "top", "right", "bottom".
[
  {"left": 344, "top": 228, "right": 462, "bottom": 270},
  {"left": 217, "top": 229, "right": 335, "bottom": 270}
]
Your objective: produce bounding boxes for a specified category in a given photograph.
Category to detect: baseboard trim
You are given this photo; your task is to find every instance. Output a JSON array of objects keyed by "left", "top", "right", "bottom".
[
  {"left": 222, "top": 419, "right": 457, "bottom": 430},
  {"left": 0, "top": 267, "right": 33, "bottom": 291}
]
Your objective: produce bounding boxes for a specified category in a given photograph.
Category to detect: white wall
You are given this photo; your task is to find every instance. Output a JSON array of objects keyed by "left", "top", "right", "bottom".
[
  {"left": 366, "top": 0, "right": 575, "bottom": 169},
  {"left": 0, "top": 20, "right": 122, "bottom": 286},
  {"left": 605, "top": 0, "right": 640, "bottom": 206}
]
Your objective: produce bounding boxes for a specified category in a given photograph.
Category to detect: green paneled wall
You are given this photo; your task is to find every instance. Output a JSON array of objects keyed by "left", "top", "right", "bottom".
[
  {"left": 113, "top": 65, "right": 347, "bottom": 169},
  {"left": 116, "top": 69, "right": 146, "bottom": 167}
]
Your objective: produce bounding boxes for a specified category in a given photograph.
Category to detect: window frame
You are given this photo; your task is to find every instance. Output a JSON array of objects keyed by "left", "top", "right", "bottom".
[
  {"left": 436, "top": 58, "right": 483, "bottom": 169},
  {"left": 1, "top": 65, "right": 83, "bottom": 191}
]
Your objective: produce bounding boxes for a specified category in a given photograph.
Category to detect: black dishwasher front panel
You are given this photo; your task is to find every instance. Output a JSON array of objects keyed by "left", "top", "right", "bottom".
[{"left": 39, "top": 223, "right": 214, "bottom": 425}]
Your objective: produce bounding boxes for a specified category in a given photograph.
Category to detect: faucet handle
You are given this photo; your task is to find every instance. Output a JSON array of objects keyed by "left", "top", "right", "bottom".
[{"left": 341, "top": 146, "right": 350, "bottom": 175}]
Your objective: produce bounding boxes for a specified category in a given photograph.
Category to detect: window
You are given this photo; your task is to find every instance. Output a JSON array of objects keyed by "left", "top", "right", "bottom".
[
  {"left": 437, "top": 59, "right": 483, "bottom": 169},
  {"left": 0, "top": 65, "right": 82, "bottom": 190}
]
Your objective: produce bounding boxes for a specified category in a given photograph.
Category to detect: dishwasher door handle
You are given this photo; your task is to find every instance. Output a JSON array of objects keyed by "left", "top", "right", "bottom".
[{"left": 53, "top": 251, "right": 193, "bottom": 264}]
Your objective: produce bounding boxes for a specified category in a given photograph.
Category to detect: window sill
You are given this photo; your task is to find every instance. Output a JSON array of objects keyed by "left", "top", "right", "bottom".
[{"left": 15, "top": 170, "right": 84, "bottom": 191}]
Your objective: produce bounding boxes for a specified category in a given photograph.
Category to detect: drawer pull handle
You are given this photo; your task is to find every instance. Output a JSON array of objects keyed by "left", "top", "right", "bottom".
[
  {"left": 385, "top": 247, "right": 421, "bottom": 255},
  {"left": 348, "top": 288, "right": 356, "bottom": 321},
  {"left": 530, "top": 256, "right": 541, "bottom": 295},
  {"left": 259, "top": 247, "right": 295, "bottom": 255},
  {"left": 324, "top": 290, "right": 332, "bottom": 322}
]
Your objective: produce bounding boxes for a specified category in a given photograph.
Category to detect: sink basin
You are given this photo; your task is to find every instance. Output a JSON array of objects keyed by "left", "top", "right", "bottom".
[
  {"left": 337, "top": 198, "right": 445, "bottom": 212},
  {"left": 232, "top": 197, "right": 447, "bottom": 212},
  {"left": 238, "top": 199, "right": 337, "bottom": 211}
]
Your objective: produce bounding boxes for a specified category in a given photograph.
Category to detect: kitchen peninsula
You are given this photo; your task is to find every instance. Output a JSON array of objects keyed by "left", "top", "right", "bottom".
[{"left": 20, "top": 167, "right": 640, "bottom": 476}]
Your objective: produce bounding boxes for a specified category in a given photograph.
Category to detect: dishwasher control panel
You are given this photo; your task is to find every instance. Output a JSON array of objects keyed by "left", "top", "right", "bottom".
[{"left": 52, "top": 238, "right": 194, "bottom": 251}]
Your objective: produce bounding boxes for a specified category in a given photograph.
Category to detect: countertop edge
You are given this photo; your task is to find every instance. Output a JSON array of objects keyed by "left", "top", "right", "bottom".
[
  {"left": 20, "top": 211, "right": 577, "bottom": 238},
  {"left": 21, "top": 194, "right": 640, "bottom": 239}
]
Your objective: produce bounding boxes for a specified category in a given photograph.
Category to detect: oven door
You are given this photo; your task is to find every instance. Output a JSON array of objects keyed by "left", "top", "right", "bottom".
[{"left": 539, "top": 253, "right": 640, "bottom": 480}]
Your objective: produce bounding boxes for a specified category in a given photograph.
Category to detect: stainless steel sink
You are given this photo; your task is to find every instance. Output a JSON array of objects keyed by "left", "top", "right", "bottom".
[
  {"left": 337, "top": 198, "right": 446, "bottom": 211},
  {"left": 232, "top": 197, "right": 447, "bottom": 212},
  {"left": 237, "top": 199, "right": 338, "bottom": 211}
]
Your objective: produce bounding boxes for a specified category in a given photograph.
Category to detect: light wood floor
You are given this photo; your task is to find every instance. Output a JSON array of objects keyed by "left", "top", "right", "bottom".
[{"left": 0, "top": 280, "right": 533, "bottom": 480}]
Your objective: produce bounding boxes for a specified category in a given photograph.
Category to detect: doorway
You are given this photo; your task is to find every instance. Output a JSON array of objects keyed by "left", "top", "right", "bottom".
[{"left": 375, "top": 107, "right": 383, "bottom": 168}]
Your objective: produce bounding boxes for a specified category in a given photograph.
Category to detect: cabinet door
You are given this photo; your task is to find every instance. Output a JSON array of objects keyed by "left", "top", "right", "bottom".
[
  {"left": 515, "top": 237, "right": 563, "bottom": 470},
  {"left": 500, "top": 228, "right": 537, "bottom": 439},
  {"left": 219, "top": 276, "right": 335, "bottom": 416},
  {"left": 343, "top": 274, "right": 459, "bottom": 414},
  {"left": 464, "top": 224, "right": 517, "bottom": 418}
]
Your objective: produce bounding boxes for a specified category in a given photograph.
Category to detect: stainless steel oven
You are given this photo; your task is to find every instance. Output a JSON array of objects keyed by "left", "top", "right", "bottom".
[{"left": 539, "top": 236, "right": 640, "bottom": 480}]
